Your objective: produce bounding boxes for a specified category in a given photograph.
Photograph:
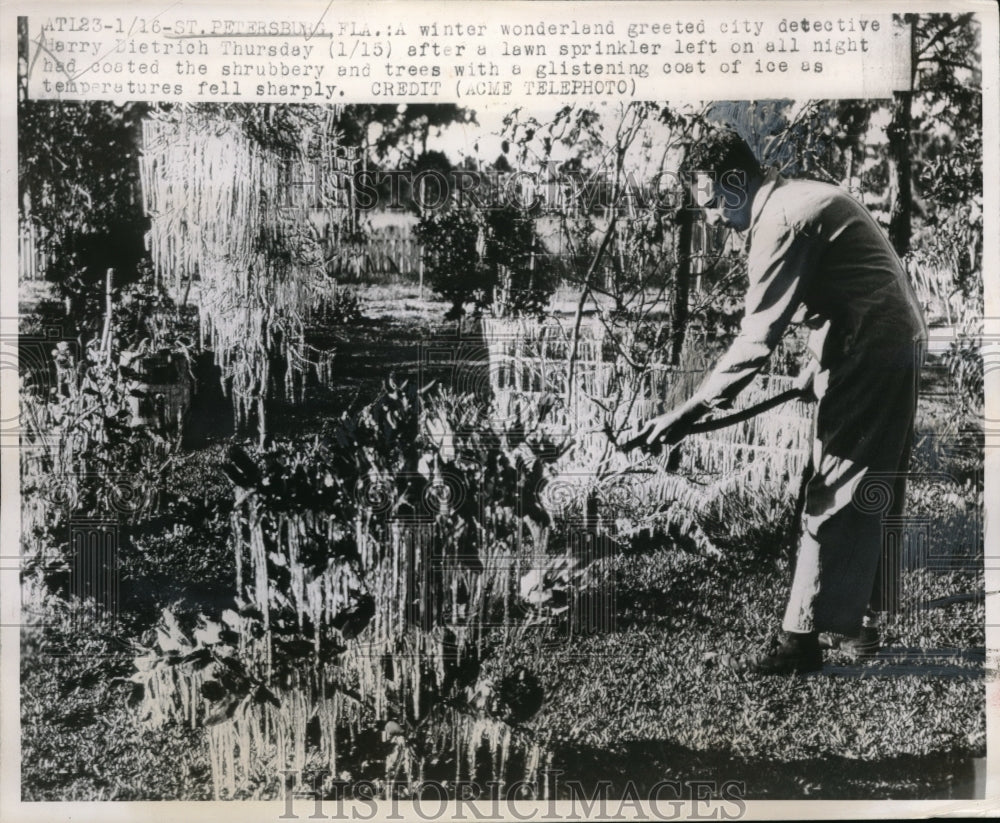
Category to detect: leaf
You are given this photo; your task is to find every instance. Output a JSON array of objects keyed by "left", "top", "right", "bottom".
[
  {"left": 219, "top": 628, "right": 240, "bottom": 646},
  {"left": 332, "top": 594, "right": 375, "bottom": 639},
  {"left": 319, "top": 640, "right": 347, "bottom": 664},
  {"left": 220, "top": 608, "right": 242, "bottom": 630},
  {"left": 127, "top": 681, "right": 145, "bottom": 709},
  {"left": 252, "top": 684, "right": 281, "bottom": 708},
  {"left": 193, "top": 617, "right": 222, "bottom": 647},
  {"left": 221, "top": 463, "right": 252, "bottom": 489},
  {"left": 237, "top": 604, "right": 265, "bottom": 622},
  {"left": 204, "top": 700, "right": 234, "bottom": 726},
  {"left": 182, "top": 646, "right": 214, "bottom": 669},
  {"left": 227, "top": 446, "right": 261, "bottom": 485},
  {"left": 519, "top": 569, "right": 548, "bottom": 604},
  {"left": 216, "top": 654, "right": 246, "bottom": 676},
  {"left": 157, "top": 609, "right": 192, "bottom": 653},
  {"left": 381, "top": 720, "right": 404, "bottom": 740},
  {"left": 276, "top": 637, "right": 316, "bottom": 659},
  {"left": 417, "top": 452, "right": 435, "bottom": 480},
  {"left": 201, "top": 679, "right": 227, "bottom": 702}
]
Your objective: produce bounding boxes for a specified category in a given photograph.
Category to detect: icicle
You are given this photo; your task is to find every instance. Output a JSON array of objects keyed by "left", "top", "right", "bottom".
[
  {"left": 224, "top": 721, "right": 236, "bottom": 797},
  {"left": 207, "top": 726, "right": 223, "bottom": 800}
]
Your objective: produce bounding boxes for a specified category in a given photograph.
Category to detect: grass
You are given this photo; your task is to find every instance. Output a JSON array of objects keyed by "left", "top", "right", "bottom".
[
  {"left": 20, "top": 283, "right": 986, "bottom": 800},
  {"left": 21, "top": 604, "right": 214, "bottom": 801},
  {"left": 517, "top": 547, "right": 982, "bottom": 775}
]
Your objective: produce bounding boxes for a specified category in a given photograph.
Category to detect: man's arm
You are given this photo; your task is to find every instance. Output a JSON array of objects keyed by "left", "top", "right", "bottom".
[{"left": 635, "top": 218, "right": 820, "bottom": 449}]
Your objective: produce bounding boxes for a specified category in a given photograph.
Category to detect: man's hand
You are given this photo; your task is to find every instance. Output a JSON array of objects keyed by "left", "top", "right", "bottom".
[
  {"left": 622, "top": 403, "right": 707, "bottom": 454},
  {"left": 793, "top": 360, "right": 822, "bottom": 402}
]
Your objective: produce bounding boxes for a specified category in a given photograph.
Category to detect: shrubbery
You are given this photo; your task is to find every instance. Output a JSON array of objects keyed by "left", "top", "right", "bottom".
[{"left": 415, "top": 203, "right": 556, "bottom": 320}]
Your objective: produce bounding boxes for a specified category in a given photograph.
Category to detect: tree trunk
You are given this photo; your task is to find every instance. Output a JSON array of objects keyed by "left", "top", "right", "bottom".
[
  {"left": 670, "top": 207, "right": 694, "bottom": 366},
  {"left": 887, "top": 89, "right": 913, "bottom": 257},
  {"left": 887, "top": 15, "right": 916, "bottom": 258}
]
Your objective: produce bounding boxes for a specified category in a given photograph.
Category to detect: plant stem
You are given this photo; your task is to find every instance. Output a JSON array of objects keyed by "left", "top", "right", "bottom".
[{"left": 565, "top": 215, "right": 617, "bottom": 406}]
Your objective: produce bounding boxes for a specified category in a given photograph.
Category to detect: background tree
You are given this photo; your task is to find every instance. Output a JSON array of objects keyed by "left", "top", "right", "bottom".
[
  {"left": 888, "top": 12, "right": 981, "bottom": 259},
  {"left": 910, "top": 12, "right": 983, "bottom": 295},
  {"left": 18, "top": 97, "right": 150, "bottom": 320},
  {"left": 414, "top": 199, "right": 556, "bottom": 320}
]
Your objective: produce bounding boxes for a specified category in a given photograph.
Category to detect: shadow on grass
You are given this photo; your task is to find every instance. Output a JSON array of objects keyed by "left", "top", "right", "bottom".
[
  {"left": 548, "top": 738, "right": 983, "bottom": 800},
  {"left": 823, "top": 646, "right": 985, "bottom": 679}
]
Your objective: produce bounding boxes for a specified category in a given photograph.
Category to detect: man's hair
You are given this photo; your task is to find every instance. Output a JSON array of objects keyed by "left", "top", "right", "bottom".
[{"left": 684, "top": 128, "right": 762, "bottom": 180}]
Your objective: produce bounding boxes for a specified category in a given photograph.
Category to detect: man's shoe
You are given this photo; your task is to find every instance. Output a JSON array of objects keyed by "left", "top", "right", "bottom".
[
  {"left": 840, "top": 625, "right": 880, "bottom": 658},
  {"left": 818, "top": 626, "right": 880, "bottom": 659},
  {"left": 748, "top": 632, "right": 823, "bottom": 675}
]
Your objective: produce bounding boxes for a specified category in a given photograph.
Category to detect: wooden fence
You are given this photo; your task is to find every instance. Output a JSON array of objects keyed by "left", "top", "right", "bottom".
[
  {"left": 327, "top": 233, "right": 423, "bottom": 281},
  {"left": 18, "top": 221, "right": 53, "bottom": 282}
]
